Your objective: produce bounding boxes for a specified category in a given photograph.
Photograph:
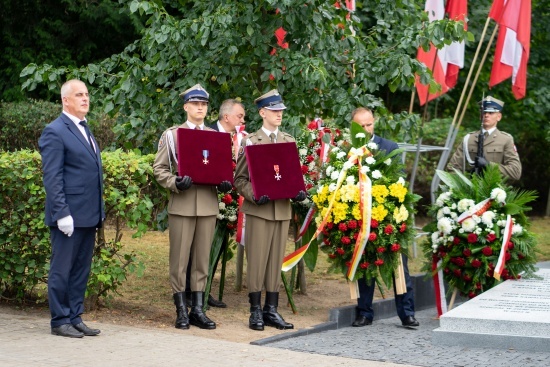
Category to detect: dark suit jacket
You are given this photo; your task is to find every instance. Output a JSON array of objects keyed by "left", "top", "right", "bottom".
[
  {"left": 373, "top": 135, "right": 398, "bottom": 154},
  {"left": 39, "top": 113, "right": 104, "bottom": 228},
  {"left": 207, "top": 121, "right": 220, "bottom": 131}
]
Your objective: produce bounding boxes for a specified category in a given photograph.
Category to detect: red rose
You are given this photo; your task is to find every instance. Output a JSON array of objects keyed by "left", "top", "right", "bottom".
[
  {"left": 327, "top": 222, "right": 334, "bottom": 229},
  {"left": 453, "top": 269, "right": 461, "bottom": 277},
  {"left": 468, "top": 292, "right": 477, "bottom": 299},
  {"left": 471, "top": 259, "right": 482, "bottom": 268},
  {"left": 316, "top": 148, "right": 321, "bottom": 156},
  {"left": 463, "top": 249, "right": 472, "bottom": 257},
  {"left": 306, "top": 183, "right": 313, "bottom": 190},
  {"left": 453, "top": 237, "right": 461, "bottom": 245},
  {"left": 368, "top": 232, "right": 377, "bottom": 241},
  {"left": 518, "top": 253, "right": 525, "bottom": 259},
  {"left": 376, "top": 247, "right": 386, "bottom": 253},
  {"left": 347, "top": 220, "right": 358, "bottom": 230},
  {"left": 444, "top": 268, "right": 450, "bottom": 274},
  {"left": 439, "top": 251, "right": 447, "bottom": 259},
  {"left": 488, "top": 262, "right": 495, "bottom": 269},
  {"left": 329, "top": 254, "right": 337, "bottom": 259},
  {"left": 307, "top": 121, "right": 317, "bottom": 130},
  {"left": 306, "top": 155, "right": 315, "bottom": 163},
  {"left": 338, "top": 223, "right": 348, "bottom": 232},
  {"left": 360, "top": 262, "right": 369, "bottom": 269},
  {"left": 507, "top": 241, "right": 514, "bottom": 250},
  {"left": 463, "top": 274, "right": 472, "bottom": 282},
  {"left": 467, "top": 233, "right": 478, "bottom": 243},
  {"left": 505, "top": 252, "right": 511, "bottom": 261},
  {"left": 323, "top": 238, "right": 330, "bottom": 245},
  {"left": 501, "top": 269, "right": 509, "bottom": 277},
  {"left": 345, "top": 261, "right": 351, "bottom": 267},
  {"left": 486, "top": 233, "right": 497, "bottom": 243},
  {"left": 353, "top": 232, "right": 359, "bottom": 240},
  {"left": 301, "top": 165, "right": 309, "bottom": 174},
  {"left": 390, "top": 243, "right": 401, "bottom": 252},
  {"left": 487, "top": 269, "right": 494, "bottom": 277},
  {"left": 476, "top": 282, "right": 482, "bottom": 290},
  {"left": 374, "top": 259, "right": 384, "bottom": 266},
  {"left": 370, "top": 219, "right": 379, "bottom": 228},
  {"left": 336, "top": 248, "right": 345, "bottom": 255},
  {"left": 482, "top": 246, "right": 493, "bottom": 256},
  {"left": 399, "top": 223, "right": 406, "bottom": 233},
  {"left": 341, "top": 236, "right": 351, "bottom": 245},
  {"left": 384, "top": 224, "right": 394, "bottom": 234},
  {"left": 222, "top": 194, "right": 233, "bottom": 204}
]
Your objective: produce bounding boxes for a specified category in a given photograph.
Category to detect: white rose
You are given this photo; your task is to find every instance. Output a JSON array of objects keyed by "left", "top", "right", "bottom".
[
  {"left": 326, "top": 165, "right": 334, "bottom": 175},
  {"left": 336, "top": 151, "right": 346, "bottom": 159},
  {"left": 384, "top": 158, "right": 391, "bottom": 166},
  {"left": 346, "top": 176, "right": 355, "bottom": 185},
  {"left": 367, "top": 142, "right": 378, "bottom": 150},
  {"left": 365, "top": 156, "right": 376, "bottom": 165},
  {"left": 481, "top": 211, "right": 496, "bottom": 227},
  {"left": 512, "top": 224, "right": 523, "bottom": 234},
  {"left": 442, "top": 207, "right": 451, "bottom": 215},
  {"left": 397, "top": 177, "right": 405, "bottom": 185},
  {"left": 228, "top": 215, "right": 237, "bottom": 222},
  {"left": 360, "top": 166, "right": 370, "bottom": 174},
  {"left": 330, "top": 171, "right": 340, "bottom": 180},
  {"left": 437, "top": 217, "right": 453, "bottom": 235},
  {"left": 371, "top": 170, "right": 382, "bottom": 179},
  {"left": 219, "top": 202, "right": 226, "bottom": 211},
  {"left": 299, "top": 148, "right": 307, "bottom": 156},
  {"left": 461, "top": 218, "right": 476, "bottom": 232},
  {"left": 490, "top": 188, "right": 507, "bottom": 204},
  {"left": 343, "top": 161, "right": 354, "bottom": 170},
  {"left": 329, "top": 183, "right": 338, "bottom": 192}
]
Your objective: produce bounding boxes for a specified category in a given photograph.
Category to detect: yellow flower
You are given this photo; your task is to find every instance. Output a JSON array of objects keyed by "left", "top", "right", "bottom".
[
  {"left": 393, "top": 204, "right": 409, "bottom": 223},
  {"left": 332, "top": 201, "right": 349, "bottom": 223},
  {"left": 316, "top": 207, "right": 332, "bottom": 225},
  {"left": 340, "top": 183, "right": 359, "bottom": 203},
  {"left": 372, "top": 184, "right": 389, "bottom": 204},
  {"left": 352, "top": 204, "right": 362, "bottom": 220},
  {"left": 389, "top": 183, "right": 407, "bottom": 203},
  {"left": 371, "top": 204, "right": 388, "bottom": 221}
]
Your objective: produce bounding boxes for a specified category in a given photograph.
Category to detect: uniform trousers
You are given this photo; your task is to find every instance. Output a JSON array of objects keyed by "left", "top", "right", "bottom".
[
  {"left": 168, "top": 214, "right": 216, "bottom": 293},
  {"left": 244, "top": 215, "right": 290, "bottom": 293},
  {"left": 48, "top": 227, "right": 96, "bottom": 327}
]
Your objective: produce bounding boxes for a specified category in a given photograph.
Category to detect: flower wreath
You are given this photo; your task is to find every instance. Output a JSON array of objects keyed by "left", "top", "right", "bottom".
[
  {"left": 310, "top": 122, "right": 420, "bottom": 287},
  {"left": 422, "top": 165, "right": 538, "bottom": 299}
]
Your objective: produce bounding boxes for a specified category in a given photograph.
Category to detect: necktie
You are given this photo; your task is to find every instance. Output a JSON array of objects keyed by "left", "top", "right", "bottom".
[
  {"left": 484, "top": 131, "right": 489, "bottom": 139},
  {"left": 195, "top": 125, "right": 201, "bottom": 130},
  {"left": 269, "top": 133, "right": 276, "bottom": 143},
  {"left": 79, "top": 121, "right": 95, "bottom": 152}
]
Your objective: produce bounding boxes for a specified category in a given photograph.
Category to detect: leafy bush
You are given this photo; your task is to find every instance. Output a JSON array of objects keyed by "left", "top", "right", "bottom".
[
  {"left": 0, "top": 99, "right": 116, "bottom": 152},
  {"left": 0, "top": 149, "right": 166, "bottom": 307}
]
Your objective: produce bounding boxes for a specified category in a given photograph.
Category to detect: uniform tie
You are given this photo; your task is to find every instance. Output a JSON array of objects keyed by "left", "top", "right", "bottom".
[
  {"left": 269, "top": 133, "right": 276, "bottom": 143},
  {"left": 483, "top": 131, "right": 489, "bottom": 139},
  {"left": 79, "top": 121, "right": 95, "bottom": 152}
]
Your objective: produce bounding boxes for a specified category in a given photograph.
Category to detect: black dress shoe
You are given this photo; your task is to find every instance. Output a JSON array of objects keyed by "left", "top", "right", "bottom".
[
  {"left": 401, "top": 316, "right": 420, "bottom": 327},
  {"left": 352, "top": 315, "right": 373, "bottom": 327},
  {"left": 51, "top": 324, "right": 84, "bottom": 338},
  {"left": 207, "top": 294, "right": 227, "bottom": 308},
  {"left": 73, "top": 322, "right": 101, "bottom": 336}
]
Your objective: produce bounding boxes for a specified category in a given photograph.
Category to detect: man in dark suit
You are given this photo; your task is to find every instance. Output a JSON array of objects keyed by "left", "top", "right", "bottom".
[
  {"left": 184, "top": 98, "right": 246, "bottom": 308},
  {"left": 39, "top": 79, "right": 105, "bottom": 338},
  {"left": 234, "top": 90, "right": 306, "bottom": 331},
  {"left": 350, "top": 107, "right": 419, "bottom": 328}
]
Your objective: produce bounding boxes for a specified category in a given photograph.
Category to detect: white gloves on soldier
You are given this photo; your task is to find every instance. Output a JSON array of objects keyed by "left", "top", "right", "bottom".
[{"left": 57, "top": 215, "right": 74, "bottom": 237}]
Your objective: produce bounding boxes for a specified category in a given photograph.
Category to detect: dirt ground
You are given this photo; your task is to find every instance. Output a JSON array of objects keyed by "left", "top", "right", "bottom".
[{"left": 0, "top": 275, "right": 359, "bottom": 344}]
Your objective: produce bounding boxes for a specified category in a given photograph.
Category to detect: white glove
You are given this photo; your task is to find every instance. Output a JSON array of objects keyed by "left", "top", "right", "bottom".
[{"left": 57, "top": 215, "right": 74, "bottom": 237}]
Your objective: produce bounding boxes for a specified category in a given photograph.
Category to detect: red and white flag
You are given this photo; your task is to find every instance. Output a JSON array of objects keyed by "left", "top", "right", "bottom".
[
  {"left": 489, "top": 0, "right": 531, "bottom": 99},
  {"left": 415, "top": 1, "right": 446, "bottom": 106},
  {"left": 443, "top": 0, "right": 468, "bottom": 88}
]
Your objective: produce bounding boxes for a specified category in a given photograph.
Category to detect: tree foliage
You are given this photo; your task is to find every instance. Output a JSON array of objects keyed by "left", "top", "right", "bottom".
[{"left": 20, "top": 0, "right": 468, "bottom": 153}]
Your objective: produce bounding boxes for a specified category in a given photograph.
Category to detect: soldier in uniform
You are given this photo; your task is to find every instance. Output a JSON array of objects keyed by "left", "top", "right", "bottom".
[
  {"left": 234, "top": 89, "right": 306, "bottom": 331},
  {"left": 153, "top": 84, "right": 231, "bottom": 330},
  {"left": 447, "top": 96, "right": 522, "bottom": 181}
]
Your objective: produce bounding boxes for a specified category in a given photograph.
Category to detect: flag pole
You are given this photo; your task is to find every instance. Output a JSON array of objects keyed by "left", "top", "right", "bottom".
[{"left": 456, "top": 22, "right": 499, "bottom": 130}]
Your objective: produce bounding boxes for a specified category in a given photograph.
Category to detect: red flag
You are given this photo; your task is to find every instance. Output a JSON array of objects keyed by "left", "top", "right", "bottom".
[
  {"left": 415, "top": 0, "right": 447, "bottom": 106},
  {"left": 489, "top": 0, "right": 531, "bottom": 99},
  {"left": 444, "top": 0, "right": 468, "bottom": 88}
]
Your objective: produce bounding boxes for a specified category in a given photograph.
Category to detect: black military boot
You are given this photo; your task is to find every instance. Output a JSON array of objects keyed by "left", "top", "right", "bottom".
[
  {"left": 248, "top": 292, "right": 264, "bottom": 331},
  {"left": 263, "top": 292, "right": 294, "bottom": 330},
  {"left": 189, "top": 291, "right": 216, "bottom": 329},
  {"left": 173, "top": 292, "right": 189, "bottom": 330}
]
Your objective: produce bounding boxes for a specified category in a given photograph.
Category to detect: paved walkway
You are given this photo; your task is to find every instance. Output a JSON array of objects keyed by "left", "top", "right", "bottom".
[
  {"left": 0, "top": 311, "right": 414, "bottom": 367},
  {"left": 268, "top": 307, "right": 550, "bottom": 367}
]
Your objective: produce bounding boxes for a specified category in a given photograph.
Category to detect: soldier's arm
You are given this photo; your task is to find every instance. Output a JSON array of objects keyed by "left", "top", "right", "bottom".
[
  {"left": 446, "top": 141, "right": 465, "bottom": 173},
  {"left": 152, "top": 131, "right": 179, "bottom": 192},
  {"left": 234, "top": 138, "right": 256, "bottom": 202},
  {"left": 498, "top": 136, "right": 522, "bottom": 181}
]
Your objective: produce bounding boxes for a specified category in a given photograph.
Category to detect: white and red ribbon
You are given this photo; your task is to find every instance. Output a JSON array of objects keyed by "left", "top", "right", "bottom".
[
  {"left": 294, "top": 207, "right": 317, "bottom": 243},
  {"left": 494, "top": 214, "right": 513, "bottom": 280},
  {"left": 432, "top": 257, "right": 448, "bottom": 317},
  {"left": 457, "top": 198, "right": 492, "bottom": 224}
]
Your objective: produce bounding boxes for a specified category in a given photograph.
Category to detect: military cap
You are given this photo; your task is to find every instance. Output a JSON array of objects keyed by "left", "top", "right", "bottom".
[
  {"left": 480, "top": 96, "right": 504, "bottom": 113},
  {"left": 180, "top": 84, "right": 209, "bottom": 103},
  {"left": 254, "top": 89, "right": 287, "bottom": 110}
]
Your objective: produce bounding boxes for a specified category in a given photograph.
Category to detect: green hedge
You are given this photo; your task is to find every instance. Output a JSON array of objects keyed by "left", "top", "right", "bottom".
[
  {"left": 0, "top": 99, "right": 116, "bottom": 152},
  {"left": 0, "top": 149, "right": 167, "bottom": 306}
]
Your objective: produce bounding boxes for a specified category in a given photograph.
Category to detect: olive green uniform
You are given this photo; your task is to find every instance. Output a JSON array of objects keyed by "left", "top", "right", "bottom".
[
  {"left": 153, "top": 123, "right": 219, "bottom": 293},
  {"left": 447, "top": 128, "right": 522, "bottom": 181},
  {"left": 234, "top": 129, "right": 295, "bottom": 293}
]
